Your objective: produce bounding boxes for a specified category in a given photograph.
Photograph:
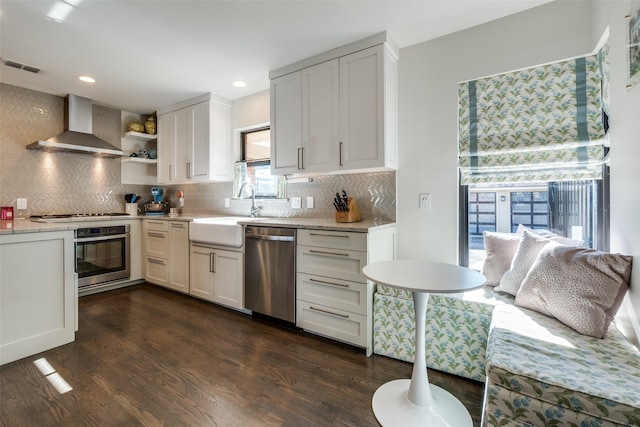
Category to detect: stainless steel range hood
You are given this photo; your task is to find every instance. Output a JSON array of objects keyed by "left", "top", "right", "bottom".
[{"left": 27, "top": 95, "right": 124, "bottom": 158}]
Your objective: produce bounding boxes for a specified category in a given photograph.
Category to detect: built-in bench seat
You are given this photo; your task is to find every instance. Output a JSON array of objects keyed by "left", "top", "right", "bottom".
[
  {"left": 485, "top": 304, "right": 640, "bottom": 426},
  {"left": 372, "top": 227, "right": 640, "bottom": 426},
  {"left": 373, "top": 284, "right": 512, "bottom": 382}
]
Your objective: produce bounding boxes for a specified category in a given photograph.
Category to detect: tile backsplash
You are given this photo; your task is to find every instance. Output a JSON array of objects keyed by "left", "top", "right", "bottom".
[
  {"left": 0, "top": 84, "right": 395, "bottom": 222},
  {"left": 0, "top": 84, "right": 148, "bottom": 217},
  {"left": 163, "top": 171, "right": 396, "bottom": 222}
]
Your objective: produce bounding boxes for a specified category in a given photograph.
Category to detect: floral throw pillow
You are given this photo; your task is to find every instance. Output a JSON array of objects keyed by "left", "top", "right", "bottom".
[{"left": 515, "top": 243, "right": 632, "bottom": 338}]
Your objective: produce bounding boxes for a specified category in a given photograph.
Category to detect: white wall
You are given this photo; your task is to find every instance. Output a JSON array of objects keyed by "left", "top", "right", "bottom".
[
  {"left": 397, "top": 0, "right": 593, "bottom": 263},
  {"left": 396, "top": 0, "right": 640, "bottom": 346},
  {"left": 592, "top": 0, "right": 640, "bottom": 346},
  {"left": 231, "top": 89, "right": 270, "bottom": 161}
]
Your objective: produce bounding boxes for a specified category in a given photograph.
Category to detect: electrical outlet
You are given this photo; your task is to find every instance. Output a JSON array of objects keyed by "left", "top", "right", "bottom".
[
  {"left": 419, "top": 193, "right": 431, "bottom": 210},
  {"left": 291, "top": 197, "right": 301, "bottom": 209},
  {"left": 306, "top": 196, "right": 314, "bottom": 209},
  {"left": 224, "top": 198, "right": 230, "bottom": 208},
  {"left": 17, "top": 198, "right": 27, "bottom": 210}
]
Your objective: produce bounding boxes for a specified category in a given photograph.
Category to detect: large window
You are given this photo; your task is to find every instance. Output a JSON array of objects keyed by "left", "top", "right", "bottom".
[{"left": 458, "top": 47, "right": 609, "bottom": 270}]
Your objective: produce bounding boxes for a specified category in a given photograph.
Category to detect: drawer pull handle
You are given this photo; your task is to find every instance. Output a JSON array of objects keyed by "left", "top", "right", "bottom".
[
  {"left": 148, "top": 258, "right": 165, "bottom": 265},
  {"left": 309, "top": 306, "right": 349, "bottom": 318},
  {"left": 308, "top": 249, "right": 349, "bottom": 257},
  {"left": 309, "top": 278, "right": 349, "bottom": 288},
  {"left": 309, "top": 233, "right": 349, "bottom": 238},
  {"left": 148, "top": 232, "right": 166, "bottom": 238},
  {"left": 171, "top": 224, "right": 185, "bottom": 228}
]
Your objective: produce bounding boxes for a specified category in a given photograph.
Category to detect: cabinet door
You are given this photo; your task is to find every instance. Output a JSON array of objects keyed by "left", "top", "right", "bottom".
[
  {"left": 270, "top": 71, "right": 302, "bottom": 174},
  {"left": 188, "top": 101, "right": 209, "bottom": 181},
  {"left": 339, "top": 45, "right": 385, "bottom": 170},
  {"left": 173, "top": 108, "right": 189, "bottom": 182},
  {"left": 302, "top": 59, "right": 340, "bottom": 173},
  {"left": 145, "top": 230, "right": 169, "bottom": 259},
  {"left": 145, "top": 257, "right": 169, "bottom": 286},
  {"left": 157, "top": 113, "right": 173, "bottom": 184},
  {"left": 296, "top": 245, "right": 368, "bottom": 283},
  {"left": 296, "top": 300, "right": 367, "bottom": 347},
  {"left": 213, "top": 250, "right": 243, "bottom": 309},
  {"left": 190, "top": 245, "right": 215, "bottom": 301},
  {"left": 168, "top": 222, "right": 189, "bottom": 293},
  {"left": 206, "top": 101, "right": 232, "bottom": 181}
]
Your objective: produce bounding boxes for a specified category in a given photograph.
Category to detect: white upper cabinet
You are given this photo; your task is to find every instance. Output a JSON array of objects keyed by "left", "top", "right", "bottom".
[
  {"left": 157, "top": 93, "right": 232, "bottom": 184},
  {"left": 302, "top": 58, "right": 340, "bottom": 173},
  {"left": 270, "top": 33, "right": 398, "bottom": 176},
  {"left": 270, "top": 71, "right": 302, "bottom": 172}
]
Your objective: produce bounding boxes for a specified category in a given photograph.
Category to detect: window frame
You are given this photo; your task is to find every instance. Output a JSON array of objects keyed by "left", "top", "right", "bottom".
[
  {"left": 238, "top": 126, "right": 280, "bottom": 199},
  {"left": 458, "top": 165, "right": 610, "bottom": 268}
]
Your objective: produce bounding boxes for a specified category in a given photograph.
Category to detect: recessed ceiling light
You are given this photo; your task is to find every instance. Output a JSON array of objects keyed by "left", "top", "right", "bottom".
[
  {"left": 79, "top": 75, "right": 96, "bottom": 83},
  {"left": 233, "top": 80, "right": 247, "bottom": 88}
]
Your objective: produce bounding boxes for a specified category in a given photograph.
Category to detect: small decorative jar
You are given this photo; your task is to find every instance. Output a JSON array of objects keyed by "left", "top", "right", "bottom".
[
  {"left": 128, "top": 122, "right": 145, "bottom": 133},
  {"left": 145, "top": 116, "right": 157, "bottom": 135}
]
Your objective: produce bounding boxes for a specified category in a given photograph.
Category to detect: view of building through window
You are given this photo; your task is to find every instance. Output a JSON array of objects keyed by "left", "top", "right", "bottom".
[{"left": 467, "top": 181, "right": 602, "bottom": 271}]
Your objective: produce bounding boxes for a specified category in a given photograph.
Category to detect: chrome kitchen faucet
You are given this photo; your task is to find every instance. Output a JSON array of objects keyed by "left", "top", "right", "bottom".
[{"left": 237, "top": 183, "right": 259, "bottom": 217}]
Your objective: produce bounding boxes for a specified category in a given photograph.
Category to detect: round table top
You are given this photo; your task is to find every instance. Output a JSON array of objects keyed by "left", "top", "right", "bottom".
[{"left": 362, "top": 260, "right": 486, "bottom": 294}]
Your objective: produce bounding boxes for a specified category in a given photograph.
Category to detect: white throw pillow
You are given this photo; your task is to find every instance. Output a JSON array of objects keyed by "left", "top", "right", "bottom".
[
  {"left": 494, "top": 229, "right": 553, "bottom": 296},
  {"left": 481, "top": 231, "right": 521, "bottom": 286},
  {"left": 516, "top": 224, "right": 584, "bottom": 247},
  {"left": 515, "top": 243, "right": 632, "bottom": 338}
]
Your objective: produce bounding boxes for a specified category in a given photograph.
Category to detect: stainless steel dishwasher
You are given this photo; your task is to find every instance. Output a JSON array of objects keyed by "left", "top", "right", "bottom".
[{"left": 244, "top": 226, "right": 296, "bottom": 322}]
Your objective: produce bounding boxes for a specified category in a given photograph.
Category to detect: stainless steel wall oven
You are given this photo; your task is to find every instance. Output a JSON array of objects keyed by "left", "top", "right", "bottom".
[{"left": 75, "top": 225, "right": 130, "bottom": 288}]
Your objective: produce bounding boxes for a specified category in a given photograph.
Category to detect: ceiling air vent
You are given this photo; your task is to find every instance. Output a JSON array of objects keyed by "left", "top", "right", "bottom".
[{"left": 1, "top": 57, "right": 45, "bottom": 74}]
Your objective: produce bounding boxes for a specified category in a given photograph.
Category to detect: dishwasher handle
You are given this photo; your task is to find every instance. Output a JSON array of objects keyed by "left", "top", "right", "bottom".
[{"left": 245, "top": 234, "right": 295, "bottom": 242}]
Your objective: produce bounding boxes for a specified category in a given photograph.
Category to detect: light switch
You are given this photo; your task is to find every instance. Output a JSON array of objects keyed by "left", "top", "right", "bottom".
[
  {"left": 291, "top": 197, "right": 301, "bottom": 209},
  {"left": 306, "top": 196, "right": 314, "bottom": 209},
  {"left": 419, "top": 193, "right": 431, "bottom": 210},
  {"left": 224, "top": 198, "right": 230, "bottom": 208},
  {"left": 17, "top": 198, "right": 27, "bottom": 210}
]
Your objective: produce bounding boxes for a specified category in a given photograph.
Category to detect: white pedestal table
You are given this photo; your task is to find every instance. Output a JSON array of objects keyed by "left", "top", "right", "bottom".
[{"left": 363, "top": 260, "right": 486, "bottom": 427}]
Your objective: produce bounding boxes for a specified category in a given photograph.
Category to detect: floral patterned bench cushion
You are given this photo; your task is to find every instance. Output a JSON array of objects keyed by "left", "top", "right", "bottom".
[
  {"left": 374, "top": 286, "right": 513, "bottom": 381},
  {"left": 376, "top": 284, "right": 513, "bottom": 313},
  {"left": 486, "top": 304, "right": 640, "bottom": 425}
]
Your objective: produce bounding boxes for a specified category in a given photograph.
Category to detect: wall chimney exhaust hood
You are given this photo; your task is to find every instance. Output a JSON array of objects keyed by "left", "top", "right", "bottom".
[{"left": 27, "top": 94, "right": 124, "bottom": 157}]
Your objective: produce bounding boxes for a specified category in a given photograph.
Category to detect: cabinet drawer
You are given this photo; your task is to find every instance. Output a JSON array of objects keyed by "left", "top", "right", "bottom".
[
  {"left": 145, "top": 257, "right": 168, "bottom": 286},
  {"left": 297, "top": 245, "right": 367, "bottom": 283},
  {"left": 145, "top": 230, "right": 169, "bottom": 259},
  {"left": 297, "top": 229, "right": 367, "bottom": 251},
  {"left": 296, "top": 300, "right": 367, "bottom": 347},
  {"left": 144, "top": 220, "right": 169, "bottom": 231},
  {"left": 297, "top": 273, "right": 368, "bottom": 315}
]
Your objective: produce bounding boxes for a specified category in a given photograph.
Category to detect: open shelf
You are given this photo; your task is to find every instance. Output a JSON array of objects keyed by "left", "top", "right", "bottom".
[
  {"left": 121, "top": 157, "right": 157, "bottom": 164},
  {"left": 124, "top": 131, "right": 157, "bottom": 141}
]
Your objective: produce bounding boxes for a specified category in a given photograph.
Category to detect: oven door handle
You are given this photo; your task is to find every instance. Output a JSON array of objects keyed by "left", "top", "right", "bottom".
[{"left": 75, "top": 234, "right": 129, "bottom": 243}]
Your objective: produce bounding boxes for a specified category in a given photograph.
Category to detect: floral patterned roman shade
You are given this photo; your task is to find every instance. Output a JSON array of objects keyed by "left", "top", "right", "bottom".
[{"left": 458, "top": 50, "right": 608, "bottom": 185}]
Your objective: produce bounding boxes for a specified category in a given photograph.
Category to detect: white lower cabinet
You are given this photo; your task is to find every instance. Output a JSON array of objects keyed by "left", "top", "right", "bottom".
[
  {"left": 296, "top": 273, "right": 370, "bottom": 347},
  {"left": 189, "top": 243, "right": 243, "bottom": 310},
  {"left": 295, "top": 227, "right": 396, "bottom": 356},
  {"left": 143, "top": 220, "right": 189, "bottom": 293},
  {"left": 0, "top": 230, "right": 76, "bottom": 365}
]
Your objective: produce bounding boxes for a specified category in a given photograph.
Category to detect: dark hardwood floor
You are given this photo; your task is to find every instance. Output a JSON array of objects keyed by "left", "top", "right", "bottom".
[{"left": 1, "top": 284, "right": 484, "bottom": 426}]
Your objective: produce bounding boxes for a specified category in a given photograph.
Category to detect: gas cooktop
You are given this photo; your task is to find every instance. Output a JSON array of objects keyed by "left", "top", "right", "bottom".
[{"left": 30, "top": 213, "right": 131, "bottom": 223}]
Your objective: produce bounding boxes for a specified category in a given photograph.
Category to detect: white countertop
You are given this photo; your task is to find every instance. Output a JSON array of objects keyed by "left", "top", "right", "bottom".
[
  {"left": 135, "top": 214, "right": 395, "bottom": 232},
  {"left": 0, "top": 219, "right": 75, "bottom": 235},
  {"left": 19, "top": 214, "right": 395, "bottom": 233}
]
